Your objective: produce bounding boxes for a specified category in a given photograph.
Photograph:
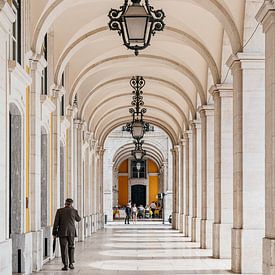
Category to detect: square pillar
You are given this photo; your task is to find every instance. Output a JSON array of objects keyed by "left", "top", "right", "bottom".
[
  {"left": 227, "top": 53, "right": 265, "bottom": 273},
  {"left": 257, "top": 3, "right": 275, "bottom": 274}
]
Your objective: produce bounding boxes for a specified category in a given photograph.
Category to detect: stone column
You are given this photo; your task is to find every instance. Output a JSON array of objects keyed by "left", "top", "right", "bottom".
[
  {"left": 212, "top": 89, "right": 222, "bottom": 258},
  {"left": 98, "top": 148, "right": 105, "bottom": 229},
  {"left": 196, "top": 122, "right": 202, "bottom": 242},
  {"left": 66, "top": 105, "right": 76, "bottom": 199},
  {"left": 183, "top": 132, "right": 190, "bottom": 237},
  {"left": 29, "top": 55, "right": 47, "bottom": 271},
  {"left": 200, "top": 109, "right": 207, "bottom": 248},
  {"left": 162, "top": 162, "right": 170, "bottom": 222},
  {"left": 257, "top": 4, "right": 275, "bottom": 273},
  {"left": 90, "top": 141, "right": 96, "bottom": 233},
  {"left": 227, "top": 53, "right": 265, "bottom": 273},
  {"left": 210, "top": 85, "right": 233, "bottom": 259},
  {"left": 179, "top": 140, "right": 185, "bottom": 233},
  {"left": 74, "top": 119, "right": 85, "bottom": 241},
  {"left": 199, "top": 105, "right": 214, "bottom": 248},
  {"left": 50, "top": 88, "right": 61, "bottom": 220},
  {"left": 190, "top": 122, "right": 198, "bottom": 242},
  {"left": 172, "top": 145, "right": 180, "bottom": 230}
]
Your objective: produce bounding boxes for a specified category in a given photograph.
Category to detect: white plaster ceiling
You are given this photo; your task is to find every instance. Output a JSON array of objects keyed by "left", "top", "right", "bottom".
[{"left": 30, "top": 0, "right": 246, "bottom": 145}]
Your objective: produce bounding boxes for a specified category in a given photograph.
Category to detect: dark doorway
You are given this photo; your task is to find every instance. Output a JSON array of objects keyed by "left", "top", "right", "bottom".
[{"left": 131, "top": 185, "right": 146, "bottom": 207}]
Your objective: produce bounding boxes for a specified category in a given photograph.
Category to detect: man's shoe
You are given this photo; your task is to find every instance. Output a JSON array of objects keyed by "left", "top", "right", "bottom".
[
  {"left": 61, "top": 265, "right": 68, "bottom": 271},
  {"left": 69, "top": 264, "right": 74, "bottom": 269}
]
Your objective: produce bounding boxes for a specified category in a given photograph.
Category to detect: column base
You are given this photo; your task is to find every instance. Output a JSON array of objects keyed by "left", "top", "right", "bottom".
[
  {"left": 188, "top": 215, "right": 192, "bottom": 236},
  {"left": 32, "top": 229, "right": 43, "bottom": 271},
  {"left": 96, "top": 213, "right": 99, "bottom": 231},
  {"left": 184, "top": 214, "right": 190, "bottom": 237},
  {"left": 84, "top": 216, "right": 92, "bottom": 238},
  {"left": 179, "top": 213, "right": 184, "bottom": 233},
  {"left": 172, "top": 212, "right": 179, "bottom": 230},
  {"left": 191, "top": 217, "right": 199, "bottom": 242},
  {"left": 212, "top": 223, "right": 232, "bottom": 259},
  {"left": 196, "top": 218, "right": 201, "bottom": 242},
  {"left": 0, "top": 239, "right": 12, "bottom": 275},
  {"left": 200, "top": 219, "right": 206, "bottom": 249},
  {"left": 232, "top": 228, "right": 264, "bottom": 274},
  {"left": 77, "top": 219, "right": 85, "bottom": 242},
  {"left": 206, "top": 219, "right": 213, "bottom": 249},
  {"left": 263, "top": 237, "right": 275, "bottom": 275},
  {"left": 91, "top": 214, "right": 96, "bottom": 233},
  {"left": 42, "top": 226, "right": 54, "bottom": 261},
  {"left": 11, "top": 232, "right": 32, "bottom": 274}
]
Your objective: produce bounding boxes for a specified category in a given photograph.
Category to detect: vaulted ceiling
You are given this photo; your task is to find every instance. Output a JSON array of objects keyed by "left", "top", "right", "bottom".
[{"left": 29, "top": 0, "right": 247, "bottom": 145}]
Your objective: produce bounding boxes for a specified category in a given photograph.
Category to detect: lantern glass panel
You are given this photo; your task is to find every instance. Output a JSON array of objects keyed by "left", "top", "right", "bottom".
[
  {"left": 132, "top": 121, "right": 144, "bottom": 139},
  {"left": 134, "top": 151, "right": 143, "bottom": 160},
  {"left": 124, "top": 5, "right": 149, "bottom": 42}
]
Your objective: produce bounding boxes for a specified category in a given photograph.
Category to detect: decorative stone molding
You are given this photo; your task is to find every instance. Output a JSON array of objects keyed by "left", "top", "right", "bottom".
[
  {"left": 198, "top": 105, "right": 214, "bottom": 117},
  {"left": 73, "top": 119, "right": 84, "bottom": 129},
  {"left": 256, "top": 0, "right": 275, "bottom": 32},
  {"left": 29, "top": 54, "right": 47, "bottom": 75},
  {"left": 0, "top": 0, "right": 15, "bottom": 32},
  {"left": 9, "top": 60, "right": 32, "bottom": 86},
  {"left": 226, "top": 53, "right": 265, "bottom": 71},
  {"left": 41, "top": 95, "right": 55, "bottom": 132}
]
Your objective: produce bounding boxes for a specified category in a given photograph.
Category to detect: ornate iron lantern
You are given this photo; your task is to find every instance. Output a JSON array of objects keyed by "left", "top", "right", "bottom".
[
  {"left": 108, "top": 0, "right": 165, "bottom": 56},
  {"left": 132, "top": 140, "right": 146, "bottom": 161},
  {"left": 122, "top": 76, "right": 154, "bottom": 141}
]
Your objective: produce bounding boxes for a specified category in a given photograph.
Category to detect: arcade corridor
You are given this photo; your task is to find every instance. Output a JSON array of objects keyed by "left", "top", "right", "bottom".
[{"left": 1, "top": 0, "right": 275, "bottom": 274}]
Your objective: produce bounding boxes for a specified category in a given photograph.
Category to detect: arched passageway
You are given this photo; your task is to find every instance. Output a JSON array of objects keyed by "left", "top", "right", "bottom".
[{"left": 0, "top": 0, "right": 273, "bottom": 274}]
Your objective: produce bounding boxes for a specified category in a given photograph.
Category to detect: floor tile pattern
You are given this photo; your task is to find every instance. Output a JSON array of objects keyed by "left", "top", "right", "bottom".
[{"left": 33, "top": 222, "right": 255, "bottom": 275}]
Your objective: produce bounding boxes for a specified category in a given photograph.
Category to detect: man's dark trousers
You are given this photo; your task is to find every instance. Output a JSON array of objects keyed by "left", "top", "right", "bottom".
[{"left": 59, "top": 236, "right": 75, "bottom": 266}]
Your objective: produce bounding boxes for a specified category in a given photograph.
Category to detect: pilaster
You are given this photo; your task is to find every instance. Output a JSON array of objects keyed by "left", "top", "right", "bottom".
[
  {"left": 257, "top": 2, "right": 275, "bottom": 274},
  {"left": 73, "top": 119, "right": 85, "bottom": 241},
  {"left": 190, "top": 121, "right": 198, "bottom": 242},
  {"left": 171, "top": 145, "right": 180, "bottom": 230},
  {"left": 179, "top": 139, "right": 185, "bottom": 233},
  {"left": 29, "top": 55, "right": 47, "bottom": 272}
]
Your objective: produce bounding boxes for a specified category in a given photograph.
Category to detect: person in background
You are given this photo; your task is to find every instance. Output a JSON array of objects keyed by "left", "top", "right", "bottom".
[
  {"left": 132, "top": 204, "right": 137, "bottom": 224},
  {"left": 52, "top": 198, "right": 81, "bottom": 271},
  {"left": 138, "top": 204, "right": 145, "bottom": 219},
  {"left": 125, "top": 200, "right": 131, "bottom": 224},
  {"left": 150, "top": 201, "right": 157, "bottom": 218}
]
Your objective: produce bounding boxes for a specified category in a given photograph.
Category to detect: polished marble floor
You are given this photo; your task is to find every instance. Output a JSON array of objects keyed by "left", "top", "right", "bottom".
[{"left": 35, "top": 222, "right": 253, "bottom": 275}]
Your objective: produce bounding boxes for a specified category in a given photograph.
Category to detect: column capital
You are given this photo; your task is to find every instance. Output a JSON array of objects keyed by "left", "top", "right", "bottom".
[
  {"left": 66, "top": 104, "right": 78, "bottom": 119},
  {"left": 183, "top": 131, "right": 189, "bottom": 140},
  {"left": 74, "top": 119, "right": 84, "bottom": 129},
  {"left": 96, "top": 146, "right": 105, "bottom": 157},
  {"left": 198, "top": 105, "right": 214, "bottom": 117},
  {"left": 84, "top": 131, "right": 92, "bottom": 143},
  {"left": 30, "top": 53, "right": 47, "bottom": 73},
  {"left": 209, "top": 84, "right": 233, "bottom": 98},
  {"left": 226, "top": 53, "right": 264, "bottom": 71},
  {"left": 256, "top": 0, "right": 275, "bottom": 32},
  {"left": 171, "top": 145, "right": 180, "bottom": 154}
]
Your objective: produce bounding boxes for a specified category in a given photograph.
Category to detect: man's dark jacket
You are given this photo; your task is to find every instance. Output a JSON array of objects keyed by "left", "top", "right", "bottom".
[{"left": 52, "top": 207, "right": 81, "bottom": 237}]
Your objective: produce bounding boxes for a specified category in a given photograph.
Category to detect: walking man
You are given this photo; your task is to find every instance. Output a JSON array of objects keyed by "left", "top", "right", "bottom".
[
  {"left": 125, "top": 200, "right": 131, "bottom": 224},
  {"left": 52, "top": 198, "right": 81, "bottom": 271}
]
